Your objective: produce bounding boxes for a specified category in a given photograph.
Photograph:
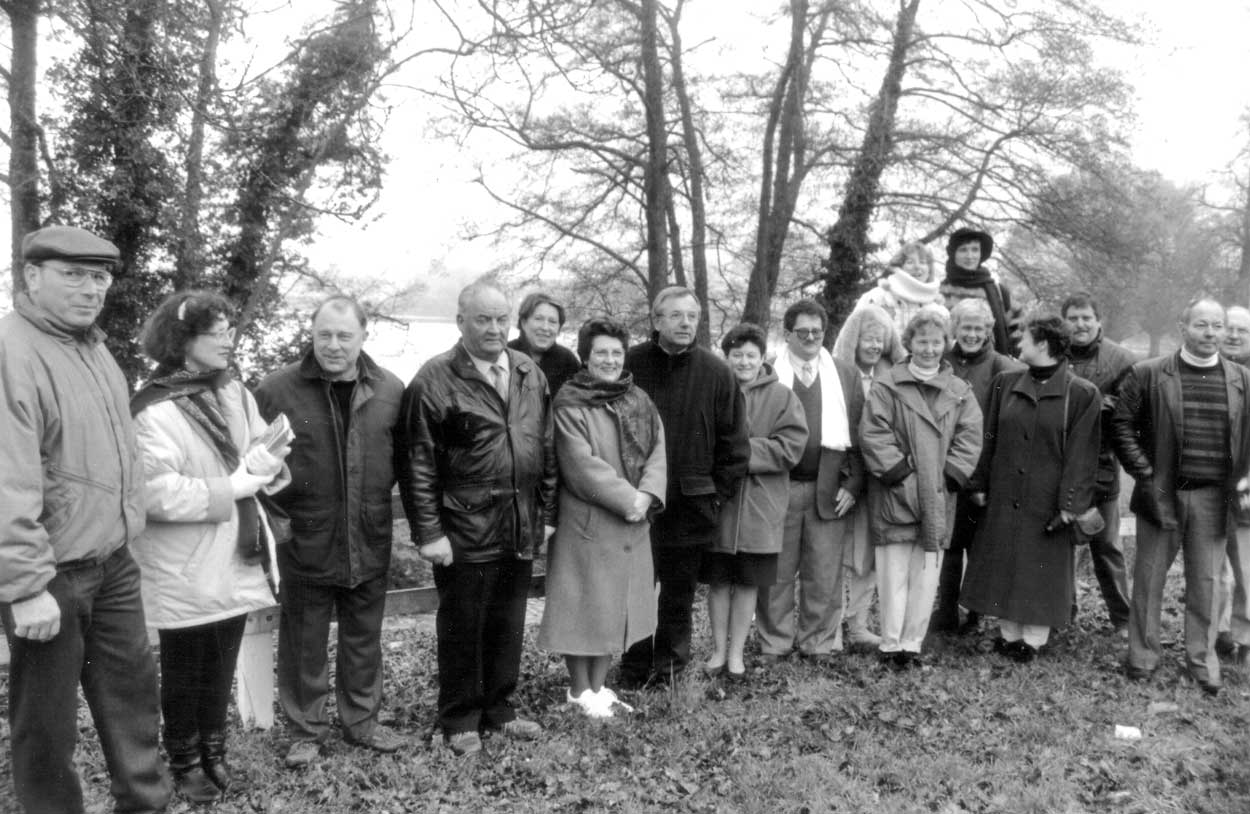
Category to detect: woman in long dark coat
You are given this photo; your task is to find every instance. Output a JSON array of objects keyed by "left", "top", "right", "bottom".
[
  {"left": 960, "top": 313, "right": 1101, "bottom": 662},
  {"left": 537, "top": 317, "right": 666, "bottom": 717}
]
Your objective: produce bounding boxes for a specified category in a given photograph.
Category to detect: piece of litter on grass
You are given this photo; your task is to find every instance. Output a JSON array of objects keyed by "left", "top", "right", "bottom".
[
  {"left": 388, "top": 641, "right": 404, "bottom": 650},
  {"left": 1147, "top": 701, "right": 1178, "bottom": 715},
  {"left": 1113, "top": 724, "right": 1142, "bottom": 740}
]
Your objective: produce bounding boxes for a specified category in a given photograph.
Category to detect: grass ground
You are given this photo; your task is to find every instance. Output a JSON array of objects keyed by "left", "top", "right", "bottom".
[{"left": 2, "top": 537, "right": 1248, "bottom": 814}]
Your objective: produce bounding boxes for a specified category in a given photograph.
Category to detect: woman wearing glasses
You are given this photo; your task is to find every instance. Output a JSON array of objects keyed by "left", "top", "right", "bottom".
[{"left": 130, "top": 291, "right": 289, "bottom": 802}]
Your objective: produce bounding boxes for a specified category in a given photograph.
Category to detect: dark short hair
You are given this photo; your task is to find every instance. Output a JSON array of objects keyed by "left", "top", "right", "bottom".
[
  {"left": 783, "top": 299, "right": 828, "bottom": 332},
  {"left": 140, "top": 290, "right": 236, "bottom": 372},
  {"left": 1026, "top": 312, "right": 1072, "bottom": 358},
  {"left": 576, "top": 316, "right": 630, "bottom": 363},
  {"left": 1060, "top": 292, "right": 1100, "bottom": 320},
  {"left": 310, "top": 295, "right": 367, "bottom": 330},
  {"left": 721, "top": 322, "right": 767, "bottom": 356},
  {"left": 517, "top": 291, "right": 567, "bottom": 330}
]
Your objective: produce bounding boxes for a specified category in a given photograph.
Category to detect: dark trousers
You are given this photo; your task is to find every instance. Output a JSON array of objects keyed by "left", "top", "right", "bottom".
[
  {"left": 2, "top": 546, "right": 171, "bottom": 814},
  {"left": 158, "top": 615, "right": 247, "bottom": 746},
  {"left": 932, "top": 496, "right": 982, "bottom": 631},
  {"left": 277, "top": 573, "right": 388, "bottom": 742},
  {"left": 1072, "top": 498, "right": 1131, "bottom": 627},
  {"left": 620, "top": 544, "right": 703, "bottom": 682},
  {"left": 432, "top": 557, "right": 532, "bottom": 736}
]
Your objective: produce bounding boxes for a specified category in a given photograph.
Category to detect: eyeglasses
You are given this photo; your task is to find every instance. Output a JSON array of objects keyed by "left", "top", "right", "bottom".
[
  {"left": 791, "top": 328, "right": 824, "bottom": 340},
  {"left": 202, "top": 327, "right": 236, "bottom": 343},
  {"left": 48, "top": 265, "right": 114, "bottom": 290}
]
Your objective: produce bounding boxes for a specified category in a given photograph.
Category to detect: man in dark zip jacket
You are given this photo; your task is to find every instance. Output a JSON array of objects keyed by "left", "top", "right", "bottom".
[
  {"left": 618, "top": 286, "right": 750, "bottom": 687},
  {"left": 255, "top": 296, "right": 405, "bottom": 767}
]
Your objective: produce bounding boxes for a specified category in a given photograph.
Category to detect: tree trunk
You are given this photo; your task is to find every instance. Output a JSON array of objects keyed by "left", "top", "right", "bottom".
[
  {"left": 742, "top": 0, "right": 812, "bottom": 328},
  {"left": 667, "top": 1, "right": 710, "bottom": 345},
  {"left": 1238, "top": 168, "right": 1250, "bottom": 303},
  {"left": 172, "top": 0, "right": 225, "bottom": 290},
  {"left": 820, "top": 0, "right": 921, "bottom": 335},
  {"left": 639, "top": 0, "right": 668, "bottom": 303},
  {"left": 7, "top": 0, "right": 41, "bottom": 292}
]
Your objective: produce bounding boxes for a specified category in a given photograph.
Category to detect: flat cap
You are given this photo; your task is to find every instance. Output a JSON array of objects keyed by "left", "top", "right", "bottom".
[{"left": 22, "top": 225, "right": 120, "bottom": 267}]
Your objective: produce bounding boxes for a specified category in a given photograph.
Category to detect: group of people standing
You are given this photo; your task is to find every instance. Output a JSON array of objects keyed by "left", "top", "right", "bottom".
[{"left": 2, "top": 223, "right": 1249, "bottom": 814}]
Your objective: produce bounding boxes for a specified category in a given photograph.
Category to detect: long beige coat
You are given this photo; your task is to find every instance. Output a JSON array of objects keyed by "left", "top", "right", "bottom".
[{"left": 537, "top": 391, "right": 667, "bottom": 655}]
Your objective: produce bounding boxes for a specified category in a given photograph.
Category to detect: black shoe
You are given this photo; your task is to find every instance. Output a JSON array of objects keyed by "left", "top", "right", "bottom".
[
  {"left": 201, "top": 730, "right": 244, "bottom": 793},
  {"left": 992, "top": 636, "right": 1011, "bottom": 656},
  {"left": 1215, "top": 632, "right": 1236, "bottom": 659},
  {"left": 167, "top": 736, "right": 221, "bottom": 803},
  {"left": 1124, "top": 663, "right": 1155, "bottom": 682},
  {"left": 958, "top": 612, "right": 982, "bottom": 636},
  {"left": 1009, "top": 643, "right": 1038, "bottom": 664}
]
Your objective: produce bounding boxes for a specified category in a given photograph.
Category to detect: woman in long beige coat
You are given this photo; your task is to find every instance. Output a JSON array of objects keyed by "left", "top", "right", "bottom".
[{"left": 538, "top": 317, "right": 666, "bottom": 718}]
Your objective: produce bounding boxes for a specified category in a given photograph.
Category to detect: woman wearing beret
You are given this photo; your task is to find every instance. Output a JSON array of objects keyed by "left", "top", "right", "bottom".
[
  {"left": 861, "top": 308, "right": 982, "bottom": 669},
  {"left": 960, "top": 313, "right": 1101, "bottom": 662},
  {"left": 130, "top": 291, "right": 289, "bottom": 802},
  {"left": 702, "top": 323, "right": 807, "bottom": 679},
  {"left": 508, "top": 291, "right": 582, "bottom": 396},
  {"left": 538, "top": 317, "right": 666, "bottom": 717},
  {"left": 939, "top": 227, "right": 1013, "bottom": 354}
]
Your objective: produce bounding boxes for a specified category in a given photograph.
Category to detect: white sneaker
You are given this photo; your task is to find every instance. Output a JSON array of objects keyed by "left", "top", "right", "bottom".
[
  {"left": 596, "top": 687, "right": 634, "bottom": 714},
  {"left": 567, "top": 688, "right": 613, "bottom": 718}
]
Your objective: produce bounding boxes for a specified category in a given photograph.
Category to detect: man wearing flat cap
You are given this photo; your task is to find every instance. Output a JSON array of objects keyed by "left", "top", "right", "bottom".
[
  {"left": 939, "top": 227, "right": 1014, "bottom": 354},
  {"left": 0, "top": 226, "right": 171, "bottom": 813}
]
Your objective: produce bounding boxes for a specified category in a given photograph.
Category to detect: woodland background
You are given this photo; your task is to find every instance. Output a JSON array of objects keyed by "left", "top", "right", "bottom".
[{"left": 4, "top": 0, "right": 1250, "bottom": 384}]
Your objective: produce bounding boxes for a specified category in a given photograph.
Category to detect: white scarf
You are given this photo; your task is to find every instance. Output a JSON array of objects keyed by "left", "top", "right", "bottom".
[
  {"left": 881, "top": 270, "right": 942, "bottom": 305},
  {"left": 774, "top": 347, "right": 852, "bottom": 450}
]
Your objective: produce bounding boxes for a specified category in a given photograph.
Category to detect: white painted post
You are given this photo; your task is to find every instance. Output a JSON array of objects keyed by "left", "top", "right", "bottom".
[{"left": 235, "top": 607, "right": 280, "bottom": 730}]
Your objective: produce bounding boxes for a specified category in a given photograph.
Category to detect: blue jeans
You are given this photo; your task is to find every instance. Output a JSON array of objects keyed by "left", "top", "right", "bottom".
[{"left": 2, "top": 545, "right": 170, "bottom": 814}]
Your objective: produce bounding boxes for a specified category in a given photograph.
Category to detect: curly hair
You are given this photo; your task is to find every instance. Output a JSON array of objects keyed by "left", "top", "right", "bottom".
[
  {"left": 1025, "top": 312, "right": 1072, "bottom": 359},
  {"left": 782, "top": 299, "right": 828, "bottom": 332},
  {"left": 720, "top": 322, "right": 767, "bottom": 356},
  {"left": 887, "top": 241, "right": 937, "bottom": 282},
  {"left": 576, "top": 316, "right": 631, "bottom": 363},
  {"left": 901, "top": 306, "right": 951, "bottom": 350},
  {"left": 140, "top": 290, "right": 236, "bottom": 374}
]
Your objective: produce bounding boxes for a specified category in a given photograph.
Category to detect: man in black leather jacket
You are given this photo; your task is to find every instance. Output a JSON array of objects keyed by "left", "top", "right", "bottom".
[{"left": 399, "top": 283, "right": 557, "bottom": 755}]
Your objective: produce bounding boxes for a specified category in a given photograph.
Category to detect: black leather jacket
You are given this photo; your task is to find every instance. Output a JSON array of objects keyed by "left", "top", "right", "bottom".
[
  {"left": 399, "top": 343, "right": 557, "bottom": 563},
  {"left": 255, "top": 350, "right": 404, "bottom": 587}
]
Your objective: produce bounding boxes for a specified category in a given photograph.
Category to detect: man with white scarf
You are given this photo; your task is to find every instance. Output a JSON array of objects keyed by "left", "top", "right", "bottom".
[{"left": 756, "top": 300, "right": 866, "bottom": 663}]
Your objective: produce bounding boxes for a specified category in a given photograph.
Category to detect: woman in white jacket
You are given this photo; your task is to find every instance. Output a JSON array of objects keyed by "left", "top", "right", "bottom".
[{"left": 130, "top": 291, "right": 289, "bottom": 803}]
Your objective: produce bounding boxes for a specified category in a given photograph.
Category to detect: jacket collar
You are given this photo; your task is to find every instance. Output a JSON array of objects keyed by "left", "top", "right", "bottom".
[
  {"left": 1008, "top": 360, "right": 1071, "bottom": 401},
  {"left": 297, "top": 346, "right": 384, "bottom": 383},
  {"left": 881, "top": 360, "right": 965, "bottom": 428},
  {"left": 450, "top": 341, "right": 534, "bottom": 381},
  {"left": 15, "top": 291, "right": 107, "bottom": 345}
]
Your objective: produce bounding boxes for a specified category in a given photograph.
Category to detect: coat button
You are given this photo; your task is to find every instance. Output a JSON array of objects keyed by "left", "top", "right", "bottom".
[
  {"left": 1018, "top": 468, "right": 1025, "bottom": 474},
  {"left": 1013, "top": 500, "right": 1020, "bottom": 509}
]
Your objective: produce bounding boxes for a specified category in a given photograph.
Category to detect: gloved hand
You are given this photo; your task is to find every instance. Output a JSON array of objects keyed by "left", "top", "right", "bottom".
[
  {"left": 230, "top": 462, "right": 272, "bottom": 499},
  {"left": 244, "top": 445, "right": 283, "bottom": 479}
]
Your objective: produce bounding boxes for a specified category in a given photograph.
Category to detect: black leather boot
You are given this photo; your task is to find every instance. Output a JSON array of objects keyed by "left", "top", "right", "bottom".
[
  {"left": 167, "top": 735, "right": 221, "bottom": 803},
  {"left": 201, "top": 730, "right": 243, "bottom": 793}
]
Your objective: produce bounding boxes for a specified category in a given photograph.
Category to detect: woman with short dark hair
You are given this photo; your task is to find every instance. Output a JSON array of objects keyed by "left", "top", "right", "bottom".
[
  {"left": 508, "top": 291, "right": 581, "bottom": 395},
  {"left": 700, "top": 323, "right": 807, "bottom": 678},
  {"left": 960, "top": 312, "right": 1101, "bottom": 662},
  {"left": 538, "top": 317, "right": 666, "bottom": 716},
  {"left": 130, "top": 291, "right": 290, "bottom": 801}
]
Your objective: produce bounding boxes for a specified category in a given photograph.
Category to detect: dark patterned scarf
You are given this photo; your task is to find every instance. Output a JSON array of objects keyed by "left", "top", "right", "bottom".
[
  {"left": 131, "top": 368, "right": 262, "bottom": 563},
  {"left": 554, "top": 369, "right": 654, "bottom": 485}
]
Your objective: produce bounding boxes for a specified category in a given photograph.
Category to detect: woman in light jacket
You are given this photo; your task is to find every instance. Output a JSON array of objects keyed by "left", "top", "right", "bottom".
[
  {"left": 831, "top": 304, "right": 905, "bottom": 649},
  {"left": 703, "top": 324, "right": 807, "bottom": 678},
  {"left": 960, "top": 313, "right": 1100, "bottom": 662},
  {"left": 853, "top": 241, "right": 948, "bottom": 337},
  {"left": 538, "top": 317, "right": 666, "bottom": 717},
  {"left": 131, "top": 292, "right": 289, "bottom": 803},
  {"left": 861, "top": 309, "right": 982, "bottom": 669}
]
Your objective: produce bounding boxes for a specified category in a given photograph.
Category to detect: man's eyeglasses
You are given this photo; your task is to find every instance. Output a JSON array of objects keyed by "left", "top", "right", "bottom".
[
  {"left": 791, "top": 328, "right": 824, "bottom": 340},
  {"left": 48, "top": 265, "right": 114, "bottom": 290}
]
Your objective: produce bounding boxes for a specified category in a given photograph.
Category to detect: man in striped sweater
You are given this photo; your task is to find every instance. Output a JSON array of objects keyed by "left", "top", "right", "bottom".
[{"left": 1111, "top": 298, "right": 1250, "bottom": 695}]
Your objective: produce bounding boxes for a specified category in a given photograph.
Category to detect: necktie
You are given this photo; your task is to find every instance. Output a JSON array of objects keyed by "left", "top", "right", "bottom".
[
  {"left": 489, "top": 363, "right": 507, "bottom": 402},
  {"left": 800, "top": 362, "right": 814, "bottom": 387}
]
